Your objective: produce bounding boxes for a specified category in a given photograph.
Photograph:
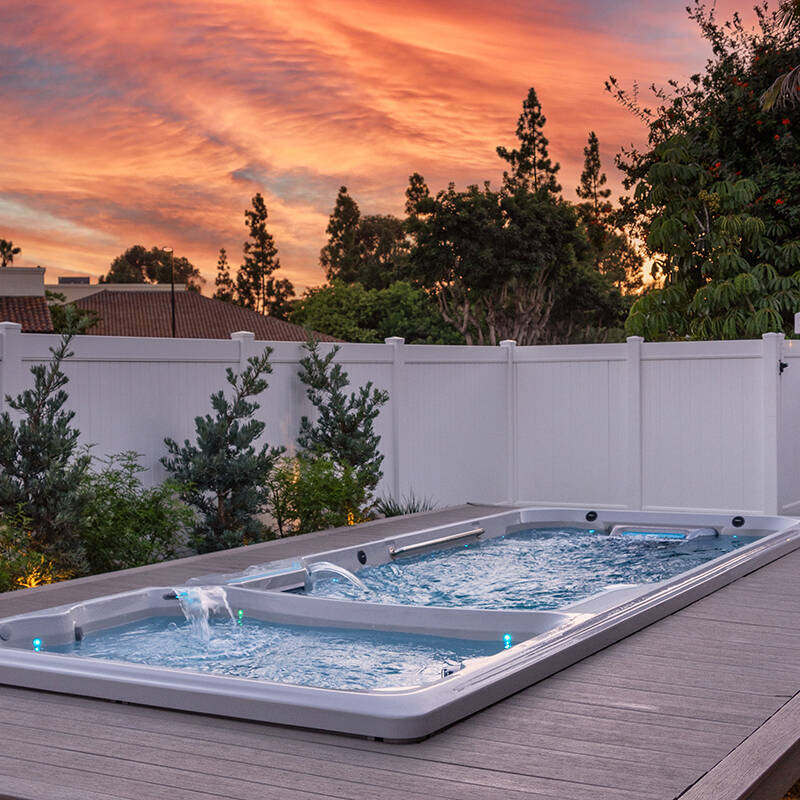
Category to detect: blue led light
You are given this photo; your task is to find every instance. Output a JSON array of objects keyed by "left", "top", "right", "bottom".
[
  {"left": 503, "top": 633, "right": 513, "bottom": 649},
  {"left": 32, "top": 638, "right": 41, "bottom": 651}
]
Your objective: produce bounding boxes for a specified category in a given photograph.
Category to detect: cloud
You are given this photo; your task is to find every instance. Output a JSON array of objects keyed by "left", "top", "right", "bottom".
[{"left": 0, "top": 0, "right": 717, "bottom": 289}]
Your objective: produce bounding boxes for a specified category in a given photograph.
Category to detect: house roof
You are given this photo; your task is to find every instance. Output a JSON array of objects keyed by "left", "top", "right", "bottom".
[
  {"left": 73, "top": 290, "right": 338, "bottom": 342},
  {"left": 0, "top": 296, "right": 54, "bottom": 333}
]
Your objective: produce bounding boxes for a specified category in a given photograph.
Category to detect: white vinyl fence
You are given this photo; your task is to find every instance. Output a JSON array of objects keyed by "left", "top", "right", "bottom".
[{"left": 2, "top": 321, "right": 799, "bottom": 516}]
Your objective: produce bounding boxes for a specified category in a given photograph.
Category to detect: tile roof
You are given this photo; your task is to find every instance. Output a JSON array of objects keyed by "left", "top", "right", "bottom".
[
  {"left": 73, "top": 290, "right": 339, "bottom": 342},
  {"left": 0, "top": 296, "right": 54, "bottom": 333}
]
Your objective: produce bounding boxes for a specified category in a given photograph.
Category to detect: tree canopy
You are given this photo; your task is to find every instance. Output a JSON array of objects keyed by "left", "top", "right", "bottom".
[
  {"left": 320, "top": 187, "right": 408, "bottom": 290},
  {"left": 0, "top": 238, "right": 21, "bottom": 267},
  {"left": 609, "top": 1, "right": 800, "bottom": 340},
  {"left": 289, "top": 281, "right": 463, "bottom": 344},
  {"left": 101, "top": 245, "right": 203, "bottom": 290}
]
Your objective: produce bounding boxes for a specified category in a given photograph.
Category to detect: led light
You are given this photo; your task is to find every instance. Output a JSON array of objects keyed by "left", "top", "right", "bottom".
[
  {"left": 503, "top": 633, "right": 513, "bottom": 649},
  {"left": 32, "top": 638, "right": 42, "bottom": 651},
  {"left": 237, "top": 609, "right": 244, "bottom": 625}
]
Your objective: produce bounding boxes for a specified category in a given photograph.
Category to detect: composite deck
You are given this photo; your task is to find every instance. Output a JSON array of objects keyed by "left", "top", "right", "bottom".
[{"left": 0, "top": 504, "right": 799, "bottom": 800}]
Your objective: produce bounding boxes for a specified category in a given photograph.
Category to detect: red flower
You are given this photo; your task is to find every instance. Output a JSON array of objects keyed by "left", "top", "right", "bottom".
[
  {"left": 782, "top": 118, "right": 790, "bottom": 125},
  {"left": 736, "top": 171, "right": 741, "bottom": 176},
  {"left": 775, "top": 134, "right": 781, "bottom": 141},
  {"left": 757, "top": 120, "right": 763, "bottom": 125},
  {"left": 737, "top": 106, "right": 743, "bottom": 112},
  {"left": 776, "top": 198, "right": 784, "bottom": 205}
]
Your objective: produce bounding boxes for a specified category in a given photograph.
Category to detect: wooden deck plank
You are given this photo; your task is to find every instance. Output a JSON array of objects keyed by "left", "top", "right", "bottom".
[{"left": 678, "top": 691, "right": 800, "bottom": 800}]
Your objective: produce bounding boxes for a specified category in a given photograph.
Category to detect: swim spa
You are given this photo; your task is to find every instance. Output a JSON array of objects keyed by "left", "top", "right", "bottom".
[{"left": 1, "top": 507, "right": 799, "bottom": 740}]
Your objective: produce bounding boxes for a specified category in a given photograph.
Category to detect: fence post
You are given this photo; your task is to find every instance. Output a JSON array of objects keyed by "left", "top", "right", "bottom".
[
  {"left": 230, "top": 331, "right": 255, "bottom": 372},
  {"left": 385, "top": 336, "right": 405, "bottom": 500},
  {"left": 500, "top": 340, "right": 517, "bottom": 504},
  {"left": 0, "top": 322, "right": 23, "bottom": 415},
  {"left": 626, "top": 336, "right": 644, "bottom": 510},
  {"left": 762, "top": 332, "right": 783, "bottom": 515}
]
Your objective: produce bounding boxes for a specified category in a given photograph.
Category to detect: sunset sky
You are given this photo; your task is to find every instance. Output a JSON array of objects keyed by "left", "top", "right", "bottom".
[{"left": 0, "top": 0, "right": 746, "bottom": 291}]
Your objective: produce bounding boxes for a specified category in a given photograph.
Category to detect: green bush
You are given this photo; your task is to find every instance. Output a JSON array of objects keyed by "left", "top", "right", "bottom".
[
  {"left": 162, "top": 347, "right": 283, "bottom": 553},
  {"left": 374, "top": 492, "right": 437, "bottom": 518},
  {"left": 0, "top": 510, "right": 69, "bottom": 592},
  {"left": 266, "top": 456, "right": 367, "bottom": 536},
  {"left": 79, "top": 452, "right": 193, "bottom": 574}
]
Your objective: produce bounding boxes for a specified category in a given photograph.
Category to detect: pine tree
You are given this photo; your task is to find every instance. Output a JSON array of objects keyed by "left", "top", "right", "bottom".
[
  {"left": 0, "top": 322, "right": 92, "bottom": 569},
  {"left": 213, "top": 247, "right": 235, "bottom": 303},
  {"left": 162, "top": 347, "right": 283, "bottom": 552},
  {"left": 320, "top": 187, "right": 362, "bottom": 284},
  {"left": 297, "top": 338, "right": 389, "bottom": 498},
  {"left": 236, "top": 194, "right": 295, "bottom": 319},
  {"left": 576, "top": 131, "right": 612, "bottom": 215},
  {"left": 497, "top": 87, "right": 561, "bottom": 193}
]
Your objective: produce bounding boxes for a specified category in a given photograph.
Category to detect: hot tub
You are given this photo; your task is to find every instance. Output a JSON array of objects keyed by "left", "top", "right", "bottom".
[{"left": 1, "top": 507, "right": 798, "bottom": 740}]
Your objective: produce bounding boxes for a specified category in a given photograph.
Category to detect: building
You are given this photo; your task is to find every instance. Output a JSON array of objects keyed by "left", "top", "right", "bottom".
[
  {"left": 0, "top": 267, "right": 53, "bottom": 332},
  {"left": 0, "top": 267, "right": 336, "bottom": 342}
]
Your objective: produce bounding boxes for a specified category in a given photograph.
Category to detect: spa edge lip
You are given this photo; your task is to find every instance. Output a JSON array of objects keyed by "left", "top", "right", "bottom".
[{"left": 1, "top": 507, "right": 799, "bottom": 740}]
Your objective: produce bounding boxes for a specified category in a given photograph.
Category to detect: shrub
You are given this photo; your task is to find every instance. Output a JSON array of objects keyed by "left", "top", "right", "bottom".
[
  {"left": 297, "top": 338, "right": 389, "bottom": 500},
  {"left": 162, "top": 347, "right": 283, "bottom": 552},
  {"left": 0, "top": 326, "right": 92, "bottom": 573},
  {"left": 374, "top": 492, "right": 438, "bottom": 518},
  {"left": 0, "top": 510, "right": 69, "bottom": 593},
  {"left": 80, "top": 452, "right": 192, "bottom": 574},
  {"left": 266, "top": 456, "right": 366, "bottom": 536}
]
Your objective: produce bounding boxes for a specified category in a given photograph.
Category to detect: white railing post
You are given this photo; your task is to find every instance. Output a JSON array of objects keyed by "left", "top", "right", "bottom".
[
  {"left": 500, "top": 340, "right": 517, "bottom": 504},
  {"left": 385, "top": 336, "right": 405, "bottom": 500},
  {"left": 626, "top": 336, "right": 644, "bottom": 510},
  {"left": 230, "top": 330, "right": 255, "bottom": 372},
  {"left": 762, "top": 332, "right": 783, "bottom": 515},
  {"left": 0, "top": 322, "right": 23, "bottom": 414}
]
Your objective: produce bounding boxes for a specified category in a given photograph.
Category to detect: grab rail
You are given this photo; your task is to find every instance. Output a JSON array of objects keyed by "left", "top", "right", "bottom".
[{"left": 388, "top": 527, "right": 484, "bottom": 558}]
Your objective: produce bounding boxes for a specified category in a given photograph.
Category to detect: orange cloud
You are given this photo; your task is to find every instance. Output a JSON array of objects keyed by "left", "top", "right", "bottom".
[{"left": 0, "top": 0, "right": 717, "bottom": 291}]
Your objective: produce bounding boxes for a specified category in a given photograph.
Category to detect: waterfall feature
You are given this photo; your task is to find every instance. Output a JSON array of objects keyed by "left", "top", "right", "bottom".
[
  {"left": 173, "top": 586, "right": 235, "bottom": 640},
  {"left": 304, "top": 562, "right": 369, "bottom": 594}
]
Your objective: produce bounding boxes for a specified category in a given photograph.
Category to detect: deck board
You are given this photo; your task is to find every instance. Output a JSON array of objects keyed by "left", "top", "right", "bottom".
[{"left": 1, "top": 503, "right": 799, "bottom": 800}]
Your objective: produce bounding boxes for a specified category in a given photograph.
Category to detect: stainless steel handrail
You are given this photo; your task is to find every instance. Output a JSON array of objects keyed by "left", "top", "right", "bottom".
[{"left": 388, "top": 527, "right": 484, "bottom": 558}]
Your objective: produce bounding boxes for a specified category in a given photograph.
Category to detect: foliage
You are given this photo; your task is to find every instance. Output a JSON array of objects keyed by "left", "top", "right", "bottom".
[
  {"left": 45, "top": 290, "right": 101, "bottom": 334},
  {"left": 213, "top": 248, "right": 235, "bottom": 303},
  {"left": 320, "top": 187, "right": 408, "bottom": 290},
  {"left": 289, "top": 281, "right": 463, "bottom": 344},
  {"left": 80, "top": 453, "right": 192, "bottom": 574},
  {"left": 609, "top": 2, "right": 800, "bottom": 339},
  {"left": 374, "top": 492, "right": 437, "bottom": 518},
  {"left": 406, "top": 178, "right": 626, "bottom": 345},
  {"left": 101, "top": 245, "right": 203, "bottom": 290},
  {"left": 0, "top": 328, "right": 92, "bottom": 571},
  {"left": 0, "top": 238, "right": 21, "bottom": 267},
  {"left": 297, "top": 338, "right": 389, "bottom": 497},
  {"left": 0, "top": 510, "right": 69, "bottom": 593},
  {"left": 761, "top": 0, "right": 800, "bottom": 109},
  {"left": 496, "top": 87, "right": 561, "bottom": 193},
  {"left": 265, "top": 456, "right": 366, "bottom": 536},
  {"left": 575, "top": 133, "right": 644, "bottom": 293},
  {"left": 162, "top": 347, "right": 283, "bottom": 553},
  {"left": 236, "top": 193, "right": 295, "bottom": 319}
]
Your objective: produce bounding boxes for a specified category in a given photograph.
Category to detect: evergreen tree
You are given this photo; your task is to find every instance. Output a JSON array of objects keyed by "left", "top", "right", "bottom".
[
  {"left": 577, "top": 131, "right": 612, "bottom": 214},
  {"left": 0, "top": 322, "right": 92, "bottom": 570},
  {"left": 320, "top": 187, "right": 363, "bottom": 284},
  {"left": 162, "top": 347, "right": 283, "bottom": 552},
  {"left": 213, "top": 247, "right": 235, "bottom": 303},
  {"left": 319, "top": 187, "right": 408, "bottom": 289},
  {"left": 575, "top": 132, "right": 644, "bottom": 292},
  {"left": 236, "top": 193, "right": 295, "bottom": 319},
  {"left": 0, "top": 238, "right": 21, "bottom": 267},
  {"left": 497, "top": 87, "right": 561, "bottom": 193},
  {"left": 297, "top": 339, "right": 389, "bottom": 497}
]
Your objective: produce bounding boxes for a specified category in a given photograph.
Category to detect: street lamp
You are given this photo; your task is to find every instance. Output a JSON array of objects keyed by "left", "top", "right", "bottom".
[{"left": 162, "top": 246, "right": 175, "bottom": 338}]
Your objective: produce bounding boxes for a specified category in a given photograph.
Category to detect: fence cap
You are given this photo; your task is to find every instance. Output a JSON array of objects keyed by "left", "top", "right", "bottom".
[{"left": 0, "top": 322, "right": 23, "bottom": 334}]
